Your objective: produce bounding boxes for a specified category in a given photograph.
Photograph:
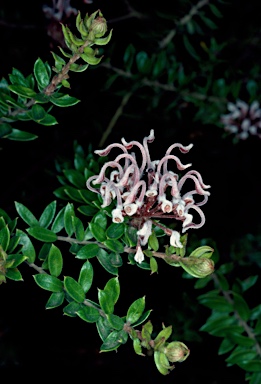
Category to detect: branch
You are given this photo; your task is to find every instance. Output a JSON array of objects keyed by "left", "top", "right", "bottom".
[
  {"left": 212, "top": 273, "right": 261, "bottom": 357},
  {"left": 98, "top": 90, "right": 134, "bottom": 147},
  {"left": 159, "top": 0, "right": 210, "bottom": 49},
  {"left": 101, "top": 62, "right": 227, "bottom": 104}
]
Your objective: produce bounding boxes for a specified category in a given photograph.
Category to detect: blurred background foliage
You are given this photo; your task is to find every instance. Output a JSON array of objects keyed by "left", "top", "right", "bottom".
[{"left": 1, "top": 0, "right": 261, "bottom": 382}]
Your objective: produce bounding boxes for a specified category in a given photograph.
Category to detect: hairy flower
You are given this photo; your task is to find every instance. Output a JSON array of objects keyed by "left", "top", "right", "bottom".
[
  {"left": 221, "top": 100, "right": 261, "bottom": 140},
  {"left": 86, "top": 130, "right": 210, "bottom": 250}
]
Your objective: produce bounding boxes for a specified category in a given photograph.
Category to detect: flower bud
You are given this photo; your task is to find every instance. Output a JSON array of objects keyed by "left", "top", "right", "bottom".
[
  {"left": 180, "top": 256, "right": 214, "bottom": 278},
  {"left": 91, "top": 16, "right": 108, "bottom": 38},
  {"left": 164, "top": 341, "right": 190, "bottom": 363}
]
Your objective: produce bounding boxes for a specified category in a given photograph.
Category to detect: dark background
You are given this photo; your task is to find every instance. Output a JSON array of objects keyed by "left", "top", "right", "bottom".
[{"left": 0, "top": 0, "right": 261, "bottom": 382}]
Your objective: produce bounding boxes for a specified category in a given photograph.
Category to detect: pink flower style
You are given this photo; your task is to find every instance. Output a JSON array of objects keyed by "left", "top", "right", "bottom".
[
  {"left": 220, "top": 100, "right": 261, "bottom": 140},
  {"left": 86, "top": 130, "right": 210, "bottom": 263}
]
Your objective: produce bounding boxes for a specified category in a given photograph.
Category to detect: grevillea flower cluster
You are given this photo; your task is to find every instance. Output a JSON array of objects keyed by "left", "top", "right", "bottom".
[
  {"left": 221, "top": 100, "right": 261, "bottom": 140},
  {"left": 87, "top": 130, "right": 210, "bottom": 263}
]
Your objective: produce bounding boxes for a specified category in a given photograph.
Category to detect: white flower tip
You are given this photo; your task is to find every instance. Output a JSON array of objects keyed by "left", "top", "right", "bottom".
[
  {"left": 94, "top": 149, "right": 105, "bottom": 156},
  {"left": 170, "top": 230, "right": 183, "bottom": 248},
  {"left": 183, "top": 213, "right": 193, "bottom": 228},
  {"left": 146, "top": 189, "right": 158, "bottom": 197},
  {"left": 147, "top": 129, "right": 155, "bottom": 142},
  {"left": 134, "top": 246, "right": 144, "bottom": 264},
  {"left": 124, "top": 203, "right": 138, "bottom": 216},
  {"left": 161, "top": 200, "right": 173, "bottom": 213},
  {"left": 112, "top": 208, "right": 124, "bottom": 223}
]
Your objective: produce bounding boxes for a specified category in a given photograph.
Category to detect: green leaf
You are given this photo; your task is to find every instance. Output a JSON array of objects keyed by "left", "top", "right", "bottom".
[
  {"left": 64, "top": 203, "right": 75, "bottom": 236},
  {"left": 6, "top": 253, "right": 28, "bottom": 268},
  {"left": 211, "top": 325, "right": 244, "bottom": 338},
  {"left": 126, "top": 296, "right": 145, "bottom": 325},
  {"left": 198, "top": 293, "right": 233, "bottom": 312},
  {"left": 218, "top": 338, "right": 236, "bottom": 355},
  {"left": 183, "top": 35, "right": 200, "bottom": 60},
  {"left": 103, "top": 239, "right": 124, "bottom": 253},
  {"left": 16, "top": 229, "right": 36, "bottom": 263},
  {"left": 34, "top": 58, "right": 51, "bottom": 88},
  {"left": 133, "top": 338, "right": 144, "bottom": 356},
  {"left": 51, "top": 207, "right": 65, "bottom": 233},
  {"left": 69, "top": 63, "right": 89, "bottom": 72},
  {"left": 78, "top": 260, "right": 93, "bottom": 293},
  {"left": 226, "top": 349, "right": 257, "bottom": 365},
  {"left": 27, "top": 226, "right": 57, "bottom": 242},
  {"left": 98, "top": 289, "right": 114, "bottom": 314},
  {"left": 78, "top": 205, "right": 98, "bottom": 216},
  {"left": 6, "top": 129, "right": 38, "bottom": 141},
  {"left": 148, "top": 231, "right": 159, "bottom": 251},
  {"left": 255, "top": 318, "right": 261, "bottom": 335},
  {"left": 93, "top": 211, "right": 107, "bottom": 230},
  {"left": 7, "top": 235, "right": 20, "bottom": 254},
  {"left": 39, "top": 201, "right": 57, "bottom": 228},
  {"left": 209, "top": 4, "right": 223, "bottom": 18},
  {"left": 106, "top": 222, "right": 125, "bottom": 239},
  {"left": 199, "top": 15, "right": 217, "bottom": 30},
  {"left": 96, "top": 317, "right": 112, "bottom": 341},
  {"left": 63, "top": 169, "right": 86, "bottom": 188},
  {"left": 72, "top": 216, "right": 85, "bottom": 241},
  {"left": 250, "top": 304, "right": 261, "bottom": 320},
  {"left": 48, "top": 244, "right": 63, "bottom": 277},
  {"left": 33, "top": 274, "right": 63, "bottom": 292},
  {"left": 64, "top": 276, "right": 85, "bottom": 303},
  {"left": 107, "top": 314, "right": 124, "bottom": 330},
  {"left": 124, "top": 226, "right": 137, "bottom": 247},
  {"left": 131, "top": 309, "right": 152, "bottom": 327},
  {"left": 29, "top": 104, "right": 47, "bottom": 122},
  {"left": 123, "top": 44, "right": 136, "bottom": 71},
  {"left": 0, "top": 225, "right": 10, "bottom": 251},
  {"left": 100, "top": 330, "right": 123, "bottom": 352},
  {"left": 200, "top": 315, "right": 235, "bottom": 333},
  {"left": 228, "top": 333, "right": 256, "bottom": 347},
  {"left": 104, "top": 277, "right": 120, "bottom": 305},
  {"left": 233, "top": 292, "right": 251, "bottom": 321},
  {"left": 50, "top": 93, "right": 80, "bottom": 107},
  {"left": 63, "top": 301, "right": 82, "bottom": 317},
  {"left": 97, "top": 248, "right": 118, "bottom": 275},
  {"left": 110, "top": 252, "right": 123, "bottom": 267},
  {"left": 37, "top": 113, "right": 58, "bottom": 126},
  {"left": 0, "top": 123, "right": 12, "bottom": 138},
  {"left": 76, "top": 243, "right": 99, "bottom": 259},
  {"left": 77, "top": 306, "right": 100, "bottom": 323},
  {"left": 150, "top": 257, "right": 158, "bottom": 274},
  {"left": 5, "top": 268, "right": 23, "bottom": 281},
  {"left": 240, "top": 275, "right": 259, "bottom": 292},
  {"left": 15, "top": 201, "right": 39, "bottom": 226},
  {"left": 64, "top": 187, "right": 85, "bottom": 203},
  {"left": 8, "top": 84, "right": 37, "bottom": 98},
  {"left": 117, "top": 329, "right": 128, "bottom": 345},
  {"left": 238, "top": 360, "right": 261, "bottom": 372},
  {"left": 154, "top": 325, "right": 173, "bottom": 346},
  {"left": 45, "top": 291, "right": 65, "bottom": 309},
  {"left": 136, "top": 51, "right": 152, "bottom": 74},
  {"left": 216, "top": 271, "right": 229, "bottom": 290}
]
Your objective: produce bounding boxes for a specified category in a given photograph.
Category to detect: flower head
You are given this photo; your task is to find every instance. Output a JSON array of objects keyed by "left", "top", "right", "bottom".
[
  {"left": 221, "top": 100, "right": 261, "bottom": 140},
  {"left": 87, "top": 130, "right": 210, "bottom": 250}
]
